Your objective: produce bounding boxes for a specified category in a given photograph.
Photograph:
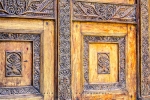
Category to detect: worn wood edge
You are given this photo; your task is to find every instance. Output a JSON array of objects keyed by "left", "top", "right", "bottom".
[
  {"left": 0, "top": 94, "right": 43, "bottom": 99},
  {"left": 73, "top": 19, "right": 137, "bottom": 24},
  {"left": 0, "top": 16, "right": 55, "bottom": 20}
]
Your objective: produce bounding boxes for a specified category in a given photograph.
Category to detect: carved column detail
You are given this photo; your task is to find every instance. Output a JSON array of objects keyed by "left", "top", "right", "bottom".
[
  {"left": 58, "top": 0, "right": 72, "bottom": 99},
  {"left": 140, "top": 0, "right": 150, "bottom": 98}
]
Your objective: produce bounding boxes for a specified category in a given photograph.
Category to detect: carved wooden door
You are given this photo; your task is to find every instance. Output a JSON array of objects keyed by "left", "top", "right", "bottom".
[
  {"left": 0, "top": 0, "right": 56, "bottom": 100},
  {"left": 58, "top": 0, "right": 137, "bottom": 100}
]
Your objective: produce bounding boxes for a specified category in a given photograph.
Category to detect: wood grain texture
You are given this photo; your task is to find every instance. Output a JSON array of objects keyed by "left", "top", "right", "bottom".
[
  {"left": 40, "top": 20, "right": 54, "bottom": 100},
  {"left": 89, "top": 43, "right": 118, "bottom": 83},
  {"left": 126, "top": 24, "right": 136, "bottom": 100},
  {"left": 0, "top": 18, "right": 54, "bottom": 100},
  {"left": 0, "top": 42, "right": 32, "bottom": 87},
  {"left": 72, "top": 22, "right": 136, "bottom": 100}
]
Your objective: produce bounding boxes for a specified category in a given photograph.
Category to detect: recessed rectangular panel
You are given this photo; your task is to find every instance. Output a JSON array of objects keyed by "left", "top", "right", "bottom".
[
  {"left": 89, "top": 43, "right": 118, "bottom": 83},
  {"left": 0, "top": 42, "right": 32, "bottom": 87},
  {"left": 84, "top": 36, "right": 126, "bottom": 91}
]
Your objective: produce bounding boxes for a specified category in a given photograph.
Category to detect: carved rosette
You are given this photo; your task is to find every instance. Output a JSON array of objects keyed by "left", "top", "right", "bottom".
[
  {"left": 97, "top": 53, "right": 110, "bottom": 74},
  {"left": 58, "top": 0, "right": 72, "bottom": 99},
  {"left": 0, "top": 0, "right": 54, "bottom": 19},
  {"left": 73, "top": 1, "right": 136, "bottom": 23},
  {"left": 0, "top": 32, "right": 41, "bottom": 95},
  {"left": 6, "top": 51, "right": 22, "bottom": 77},
  {"left": 83, "top": 36, "right": 126, "bottom": 92}
]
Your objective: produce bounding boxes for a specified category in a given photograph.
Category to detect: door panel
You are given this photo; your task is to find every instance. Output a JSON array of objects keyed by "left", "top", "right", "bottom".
[
  {"left": 71, "top": 22, "right": 136, "bottom": 100},
  {"left": 0, "top": 18, "right": 54, "bottom": 100}
]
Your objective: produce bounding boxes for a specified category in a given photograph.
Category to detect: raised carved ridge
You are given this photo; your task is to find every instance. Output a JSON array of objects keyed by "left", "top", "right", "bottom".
[
  {"left": 0, "top": 32, "right": 41, "bottom": 95},
  {"left": 73, "top": 1, "right": 136, "bottom": 23},
  {"left": 6, "top": 51, "right": 22, "bottom": 77},
  {"left": 140, "top": 0, "right": 150, "bottom": 97},
  {"left": 58, "top": 0, "right": 72, "bottom": 99},
  {"left": 97, "top": 52, "right": 110, "bottom": 74},
  {"left": 84, "top": 36, "right": 126, "bottom": 91},
  {"left": 0, "top": 0, "right": 54, "bottom": 19},
  {"left": 0, "top": 86, "right": 40, "bottom": 95}
]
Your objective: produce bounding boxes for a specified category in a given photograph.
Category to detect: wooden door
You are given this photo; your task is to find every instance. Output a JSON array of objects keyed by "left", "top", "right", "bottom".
[
  {"left": 0, "top": 0, "right": 56, "bottom": 100},
  {"left": 58, "top": 0, "right": 137, "bottom": 100}
]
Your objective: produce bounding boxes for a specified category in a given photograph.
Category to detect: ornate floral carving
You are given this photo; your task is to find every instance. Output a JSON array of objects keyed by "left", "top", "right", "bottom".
[
  {"left": 58, "top": 0, "right": 72, "bottom": 99},
  {"left": 0, "top": 86, "right": 40, "bottom": 95},
  {"left": 73, "top": 1, "right": 136, "bottom": 23},
  {"left": 97, "top": 53, "right": 110, "bottom": 74},
  {"left": 6, "top": 51, "right": 22, "bottom": 77},
  {"left": 0, "top": 0, "right": 54, "bottom": 19},
  {"left": 140, "top": 0, "right": 150, "bottom": 98},
  {"left": 83, "top": 36, "right": 126, "bottom": 91},
  {"left": 0, "top": 32, "right": 41, "bottom": 95}
]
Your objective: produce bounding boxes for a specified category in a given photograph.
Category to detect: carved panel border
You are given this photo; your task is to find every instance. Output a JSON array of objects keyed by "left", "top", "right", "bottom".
[
  {"left": 0, "top": 32, "right": 41, "bottom": 95},
  {"left": 58, "top": 0, "right": 72, "bottom": 99},
  {"left": 0, "top": 0, "right": 55, "bottom": 19},
  {"left": 140, "top": 0, "right": 150, "bottom": 99},
  {"left": 73, "top": 1, "right": 136, "bottom": 23},
  {"left": 83, "top": 36, "right": 126, "bottom": 92}
]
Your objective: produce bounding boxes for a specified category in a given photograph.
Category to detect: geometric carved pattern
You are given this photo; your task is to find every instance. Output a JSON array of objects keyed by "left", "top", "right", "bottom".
[
  {"left": 0, "top": 32, "right": 41, "bottom": 95},
  {"left": 84, "top": 36, "right": 126, "bottom": 92},
  {"left": 58, "top": 0, "right": 72, "bottom": 99},
  {"left": 140, "top": 0, "right": 150, "bottom": 98},
  {"left": 6, "top": 51, "right": 22, "bottom": 77},
  {"left": 97, "top": 53, "right": 110, "bottom": 74},
  {"left": 0, "top": 0, "right": 54, "bottom": 19},
  {"left": 73, "top": 1, "right": 136, "bottom": 23}
]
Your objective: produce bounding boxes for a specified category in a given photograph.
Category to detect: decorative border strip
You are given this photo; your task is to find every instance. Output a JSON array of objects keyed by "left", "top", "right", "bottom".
[
  {"left": 83, "top": 36, "right": 126, "bottom": 91},
  {"left": 140, "top": 0, "right": 150, "bottom": 98},
  {"left": 0, "top": 32, "right": 41, "bottom": 95},
  {"left": 0, "top": 0, "right": 55, "bottom": 19},
  {"left": 73, "top": 1, "right": 136, "bottom": 23},
  {"left": 58, "top": 0, "right": 72, "bottom": 99}
]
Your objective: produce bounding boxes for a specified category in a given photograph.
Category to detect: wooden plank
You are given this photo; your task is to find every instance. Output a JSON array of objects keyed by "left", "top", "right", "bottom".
[
  {"left": 40, "top": 20, "right": 54, "bottom": 100},
  {"left": 71, "top": 22, "right": 82, "bottom": 99},
  {"left": 0, "top": 18, "right": 43, "bottom": 31},
  {"left": 81, "top": 22, "right": 128, "bottom": 35},
  {"left": 126, "top": 24, "right": 136, "bottom": 100}
]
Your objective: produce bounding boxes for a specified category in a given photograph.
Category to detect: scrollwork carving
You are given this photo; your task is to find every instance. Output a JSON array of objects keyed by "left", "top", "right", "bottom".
[
  {"left": 73, "top": 1, "right": 136, "bottom": 23},
  {"left": 58, "top": 0, "right": 72, "bottom": 99},
  {"left": 0, "top": 0, "right": 54, "bottom": 19},
  {"left": 140, "top": 0, "right": 150, "bottom": 98},
  {"left": 97, "top": 53, "right": 110, "bottom": 74}
]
